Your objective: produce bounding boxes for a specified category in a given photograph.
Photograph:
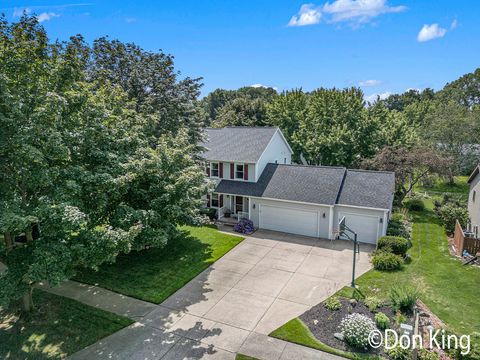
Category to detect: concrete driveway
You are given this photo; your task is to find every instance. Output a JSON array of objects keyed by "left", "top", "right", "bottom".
[{"left": 69, "top": 229, "right": 374, "bottom": 360}]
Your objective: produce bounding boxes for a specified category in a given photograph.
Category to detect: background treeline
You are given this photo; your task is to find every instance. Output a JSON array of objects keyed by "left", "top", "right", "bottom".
[{"left": 201, "top": 71, "right": 480, "bottom": 177}]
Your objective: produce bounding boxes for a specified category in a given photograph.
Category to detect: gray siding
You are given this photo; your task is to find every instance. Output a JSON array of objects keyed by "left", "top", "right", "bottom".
[{"left": 468, "top": 175, "right": 480, "bottom": 234}]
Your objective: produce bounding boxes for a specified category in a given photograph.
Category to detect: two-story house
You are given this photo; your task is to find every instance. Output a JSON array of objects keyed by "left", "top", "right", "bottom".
[
  {"left": 467, "top": 164, "right": 480, "bottom": 238},
  {"left": 200, "top": 127, "right": 395, "bottom": 244}
]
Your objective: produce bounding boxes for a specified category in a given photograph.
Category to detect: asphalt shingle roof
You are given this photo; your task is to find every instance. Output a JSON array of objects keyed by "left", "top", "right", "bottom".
[
  {"left": 337, "top": 169, "right": 395, "bottom": 209},
  {"left": 200, "top": 127, "right": 278, "bottom": 162},
  {"left": 215, "top": 164, "right": 395, "bottom": 210}
]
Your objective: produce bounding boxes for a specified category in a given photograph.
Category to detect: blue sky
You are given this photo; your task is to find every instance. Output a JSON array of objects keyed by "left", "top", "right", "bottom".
[{"left": 2, "top": 1, "right": 479, "bottom": 98}]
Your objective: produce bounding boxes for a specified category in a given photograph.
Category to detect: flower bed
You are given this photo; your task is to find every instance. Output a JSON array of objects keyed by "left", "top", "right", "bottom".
[{"left": 299, "top": 297, "right": 414, "bottom": 357}]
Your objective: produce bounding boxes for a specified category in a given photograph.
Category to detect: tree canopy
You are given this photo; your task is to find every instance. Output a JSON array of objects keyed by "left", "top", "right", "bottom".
[{"left": 0, "top": 16, "right": 206, "bottom": 310}]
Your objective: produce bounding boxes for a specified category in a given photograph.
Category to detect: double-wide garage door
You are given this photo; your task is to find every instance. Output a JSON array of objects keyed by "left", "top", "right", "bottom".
[{"left": 259, "top": 204, "right": 318, "bottom": 237}]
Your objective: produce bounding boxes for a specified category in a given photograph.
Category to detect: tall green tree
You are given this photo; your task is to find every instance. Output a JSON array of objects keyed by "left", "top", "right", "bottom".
[
  {"left": 0, "top": 16, "right": 206, "bottom": 311},
  {"left": 293, "top": 87, "right": 377, "bottom": 166},
  {"left": 266, "top": 89, "right": 308, "bottom": 162},
  {"left": 437, "top": 68, "right": 480, "bottom": 107},
  {"left": 90, "top": 37, "right": 204, "bottom": 141}
]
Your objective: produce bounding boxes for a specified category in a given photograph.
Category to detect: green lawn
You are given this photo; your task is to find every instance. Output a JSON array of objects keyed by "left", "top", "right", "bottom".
[
  {"left": 0, "top": 289, "right": 132, "bottom": 360},
  {"left": 271, "top": 199, "right": 480, "bottom": 354},
  {"left": 236, "top": 354, "right": 260, "bottom": 360},
  {"left": 75, "top": 225, "right": 244, "bottom": 303},
  {"left": 415, "top": 175, "right": 469, "bottom": 196}
]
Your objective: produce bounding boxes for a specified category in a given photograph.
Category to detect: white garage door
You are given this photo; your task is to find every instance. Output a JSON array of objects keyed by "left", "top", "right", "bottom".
[
  {"left": 260, "top": 204, "right": 318, "bottom": 237},
  {"left": 339, "top": 212, "right": 379, "bottom": 244}
]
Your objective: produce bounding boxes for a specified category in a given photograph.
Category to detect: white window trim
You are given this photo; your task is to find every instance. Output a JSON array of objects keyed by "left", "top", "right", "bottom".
[
  {"left": 210, "top": 162, "right": 219, "bottom": 178},
  {"left": 235, "top": 163, "right": 245, "bottom": 180}
]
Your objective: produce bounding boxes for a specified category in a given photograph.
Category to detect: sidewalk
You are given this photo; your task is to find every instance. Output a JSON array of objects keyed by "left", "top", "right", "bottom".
[{"left": 40, "top": 280, "right": 341, "bottom": 360}]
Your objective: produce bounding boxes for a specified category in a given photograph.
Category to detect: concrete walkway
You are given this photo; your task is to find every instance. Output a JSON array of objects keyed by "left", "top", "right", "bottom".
[{"left": 40, "top": 229, "right": 373, "bottom": 360}]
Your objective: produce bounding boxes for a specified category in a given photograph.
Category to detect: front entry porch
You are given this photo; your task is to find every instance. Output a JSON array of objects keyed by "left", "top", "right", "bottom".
[{"left": 217, "top": 194, "right": 250, "bottom": 224}]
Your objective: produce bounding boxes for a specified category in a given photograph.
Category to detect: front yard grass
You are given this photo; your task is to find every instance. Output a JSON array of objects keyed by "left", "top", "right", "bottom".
[
  {"left": 75, "top": 225, "right": 244, "bottom": 304},
  {"left": 270, "top": 199, "right": 480, "bottom": 355},
  {"left": 0, "top": 289, "right": 132, "bottom": 360}
]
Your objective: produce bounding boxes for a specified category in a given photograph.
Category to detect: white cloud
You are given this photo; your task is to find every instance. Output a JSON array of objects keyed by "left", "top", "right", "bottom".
[
  {"left": 450, "top": 19, "right": 458, "bottom": 30},
  {"left": 323, "top": 0, "right": 406, "bottom": 24},
  {"left": 359, "top": 79, "right": 382, "bottom": 87},
  {"left": 417, "top": 23, "right": 447, "bottom": 42},
  {"left": 250, "top": 83, "right": 278, "bottom": 91},
  {"left": 365, "top": 91, "right": 391, "bottom": 103},
  {"left": 288, "top": 4, "right": 322, "bottom": 27},
  {"left": 288, "top": 0, "right": 406, "bottom": 27},
  {"left": 37, "top": 12, "right": 60, "bottom": 22},
  {"left": 13, "top": 7, "right": 32, "bottom": 17}
]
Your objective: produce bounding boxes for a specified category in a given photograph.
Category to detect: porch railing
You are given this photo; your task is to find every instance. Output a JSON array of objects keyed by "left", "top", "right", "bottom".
[{"left": 218, "top": 206, "right": 229, "bottom": 219}]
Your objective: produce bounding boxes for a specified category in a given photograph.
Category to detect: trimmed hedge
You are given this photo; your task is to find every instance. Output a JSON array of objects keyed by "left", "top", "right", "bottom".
[
  {"left": 371, "top": 251, "right": 403, "bottom": 271},
  {"left": 377, "top": 236, "right": 410, "bottom": 257}
]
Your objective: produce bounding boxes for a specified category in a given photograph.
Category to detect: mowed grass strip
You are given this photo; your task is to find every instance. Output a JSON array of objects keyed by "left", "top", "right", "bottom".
[
  {"left": 0, "top": 290, "right": 132, "bottom": 360},
  {"left": 75, "top": 225, "right": 244, "bottom": 304}
]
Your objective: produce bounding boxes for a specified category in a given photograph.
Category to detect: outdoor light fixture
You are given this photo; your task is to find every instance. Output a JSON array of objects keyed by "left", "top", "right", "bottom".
[
  {"left": 380, "top": 218, "right": 383, "bottom": 223},
  {"left": 322, "top": 212, "right": 326, "bottom": 218},
  {"left": 253, "top": 204, "right": 256, "bottom": 209}
]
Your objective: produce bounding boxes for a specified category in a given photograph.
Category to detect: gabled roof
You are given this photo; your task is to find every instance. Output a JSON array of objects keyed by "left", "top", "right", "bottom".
[
  {"left": 215, "top": 163, "right": 395, "bottom": 210},
  {"left": 337, "top": 169, "right": 395, "bottom": 210},
  {"left": 200, "top": 127, "right": 284, "bottom": 163},
  {"left": 468, "top": 164, "right": 480, "bottom": 184}
]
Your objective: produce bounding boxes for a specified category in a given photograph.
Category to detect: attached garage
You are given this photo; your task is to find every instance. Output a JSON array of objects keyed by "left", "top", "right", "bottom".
[
  {"left": 259, "top": 204, "right": 319, "bottom": 237},
  {"left": 338, "top": 212, "right": 380, "bottom": 244}
]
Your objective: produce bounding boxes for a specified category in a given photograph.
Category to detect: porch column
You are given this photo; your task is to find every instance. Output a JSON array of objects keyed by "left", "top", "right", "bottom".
[{"left": 248, "top": 197, "right": 251, "bottom": 220}]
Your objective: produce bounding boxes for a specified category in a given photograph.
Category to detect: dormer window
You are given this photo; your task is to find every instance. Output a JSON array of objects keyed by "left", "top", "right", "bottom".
[
  {"left": 235, "top": 164, "right": 244, "bottom": 179},
  {"left": 211, "top": 162, "right": 219, "bottom": 177}
]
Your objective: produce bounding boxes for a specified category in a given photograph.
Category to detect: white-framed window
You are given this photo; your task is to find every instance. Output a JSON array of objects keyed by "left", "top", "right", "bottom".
[
  {"left": 235, "top": 163, "right": 244, "bottom": 179},
  {"left": 211, "top": 193, "right": 219, "bottom": 208},
  {"left": 211, "top": 162, "right": 219, "bottom": 177}
]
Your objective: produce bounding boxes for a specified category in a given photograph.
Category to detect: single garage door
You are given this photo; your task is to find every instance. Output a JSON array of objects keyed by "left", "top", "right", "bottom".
[
  {"left": 260, "top": 204, "right": 318, "bottom": 237},
  {"left": 339, "top": 212, "right": 379, "bottom": 244}
]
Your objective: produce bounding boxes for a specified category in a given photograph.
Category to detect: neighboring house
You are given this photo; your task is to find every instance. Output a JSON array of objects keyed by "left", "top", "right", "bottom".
[
  {"left": 467, "top": 164, "right": 480, "bottom": 238},
  {"left": 200, "top": 127, "right": 395, "bottom": 244}
]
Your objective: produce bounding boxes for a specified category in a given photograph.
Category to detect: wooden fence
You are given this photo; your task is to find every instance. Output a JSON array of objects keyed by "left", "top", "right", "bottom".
[{"left": 453, "top": 220, "right": 480, "bottom": 256}]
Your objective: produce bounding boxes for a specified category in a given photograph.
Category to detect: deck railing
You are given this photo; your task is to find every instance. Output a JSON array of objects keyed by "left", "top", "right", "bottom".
[{"left": 237, "top": 211, "right": 249, "bottom": 221}]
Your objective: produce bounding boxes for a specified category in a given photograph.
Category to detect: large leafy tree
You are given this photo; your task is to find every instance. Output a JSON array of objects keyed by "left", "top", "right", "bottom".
[
  {"left": 90, "top": 37, "right": 204, "bottom": 141},
  {"left": 201, "top": 86, "right": 277, "bottom": 127},
  {"left": 0, "top": 16, "right": 206, "bottom": 311},
  {"left": 362, "top": 146, "right": 451, "bottom": 203},
  {"left": 437, "top": 68, "right": 480, "bottom": 107},
  {"left": 292, "top": 87, "right": 377, "bottom": 166}
]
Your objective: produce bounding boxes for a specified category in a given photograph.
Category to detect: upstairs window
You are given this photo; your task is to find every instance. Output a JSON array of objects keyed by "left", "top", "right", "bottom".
[
  {"left": 211, "top": 193, "right": 219, "bottom": 207},
  {"left": 211, "top": 162, "right": 219, "bottom": 177},
  {"left": 235, "top": 164, "right": 244, "bottom": 179}
]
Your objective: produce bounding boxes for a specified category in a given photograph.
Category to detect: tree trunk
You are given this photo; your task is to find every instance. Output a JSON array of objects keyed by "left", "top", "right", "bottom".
[
  {"left": 22, "top": 286, "right": 34, "bottom": 312},
  {"left": 4, "top": 232, "right": 13, "bottom": 252}
]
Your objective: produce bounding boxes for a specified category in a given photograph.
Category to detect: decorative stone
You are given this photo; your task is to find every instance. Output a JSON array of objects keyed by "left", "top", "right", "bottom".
[
  {"left": 313, "top": 319, "right": 319, "bottom": 325},
  {"left": 334, "top": 332, "right": 344, "bottom": 341},
  {"left": 419, "top": 311, "right": 430, "bottom": 317},
  {"left": 349, "top": 299, "right": 357, "bottom": 307}
]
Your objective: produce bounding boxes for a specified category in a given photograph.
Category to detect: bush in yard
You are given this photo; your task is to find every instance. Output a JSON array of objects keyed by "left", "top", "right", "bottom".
[
  {"left": 389, "top": 285, "right": 419, "bottom": 313},
  {"left": 364, "top": 296, "right": 384, "bottom": 312},
  {"left": 371, "top": 251, "right": 403, "bottom": 271},
  {"left": 374, "top": 312, "right": 390, "bottom": 330},
  {"left": 200, "top": 207, "right": 217, "bottom": 221},
  {"left": 385, "top": 341, "right": 412, "bottom": 360},
  {"left": 233, "top": 219, "right": 255, "bottom": 234},
  {"left": 377, "top": 236, "right": 410, "bottom": 257},
  {"left": 418, "top": 349, "right": 440, "bottom": 360},
  {"left": 387, "top": 214, "right": 411, "bottom": 240},
  {"left": 404, "top": 198, "right": 425, "bottom": 211},
  {"left": 438, "top": 203, "right": 468, "bottom": 235},
  {"left": 339, "top": 313, "right": 376, "bottom": 349},
  {"left": 324, "top": 296, "right": 341, "bottom": 311}
]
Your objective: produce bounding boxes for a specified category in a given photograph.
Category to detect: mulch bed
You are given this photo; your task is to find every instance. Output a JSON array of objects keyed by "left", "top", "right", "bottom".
[{"left": 299, "top": 297, "right": 414, "bottom": 357}]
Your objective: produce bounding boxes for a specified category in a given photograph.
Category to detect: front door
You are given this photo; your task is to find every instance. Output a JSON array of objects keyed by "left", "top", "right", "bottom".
[{"left": 235, "top": 196, "right": 243, "bottom": 213}]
